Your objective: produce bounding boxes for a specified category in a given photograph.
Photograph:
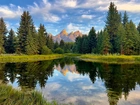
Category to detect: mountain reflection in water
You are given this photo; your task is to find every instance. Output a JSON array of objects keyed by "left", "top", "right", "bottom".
[{"left": 0, "top": 57, "right": 140, "bottom": 105}]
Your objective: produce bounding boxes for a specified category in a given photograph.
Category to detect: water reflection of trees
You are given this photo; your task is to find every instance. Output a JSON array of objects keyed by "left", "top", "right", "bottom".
[
  {"left": 75, "top": 61, "right": 140, "bottom": 105},
  {"left": 0, "top": 60, "right": 54, "bottom": 90},
  {"left": 0, "top": 57, "right": 75, "bottom": 90}
]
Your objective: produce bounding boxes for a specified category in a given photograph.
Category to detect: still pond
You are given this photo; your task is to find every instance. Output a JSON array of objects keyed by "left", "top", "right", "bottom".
[{"left": 0, "top": 57, "right": 140, "bottom": 105}]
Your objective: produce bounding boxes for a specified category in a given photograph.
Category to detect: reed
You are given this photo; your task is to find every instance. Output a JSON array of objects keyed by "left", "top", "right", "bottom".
[{"left": 0, "top": 84, "right": 59, "bottom": 105}]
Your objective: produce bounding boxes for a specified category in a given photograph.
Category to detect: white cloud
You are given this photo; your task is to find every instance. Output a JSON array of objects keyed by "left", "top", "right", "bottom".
[
  {"left": 0, "top": 4, "right": 23, "bottom": 19},
  {"left": 78, "top": 0, "right": 140, "bottom": 12},
  {"left": 67, "top": 23, "right": 79, "bottom": 32},
  {"left": 55, "top": 0, "right": 77, "bottom": 8},
  {"left": 28, "top": 0, "right": 61, "bottom": 22},
  {"left": 81, "top": 15, "right": 94, "bottom": 19}
]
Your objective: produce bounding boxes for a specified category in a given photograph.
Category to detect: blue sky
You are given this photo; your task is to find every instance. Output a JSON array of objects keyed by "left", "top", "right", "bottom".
[{"left": 1, "top": 0, "right": 140, "bottom": 35}]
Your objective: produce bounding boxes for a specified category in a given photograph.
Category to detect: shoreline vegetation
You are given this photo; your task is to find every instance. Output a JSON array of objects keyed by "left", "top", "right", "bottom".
[
  {"left": 0, "top": 54, "right": 64, "bottom": 63},
  {"left": 0, "top": 84, "right": 58, "bottom": 105},
  {"left": 0, "top": 53, "right": 140, "bottom": 64},
  {"left": 79, "top": 54, "right": 140, "bottom": 64}
]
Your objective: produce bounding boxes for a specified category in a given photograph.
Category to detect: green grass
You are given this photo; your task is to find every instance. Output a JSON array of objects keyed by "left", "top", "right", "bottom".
[
  {"left": 0, "top": 84, "right": 58, "bottom": 105},
  {"left": 0, "top": 54, "right": 64, "bottom": 63},
  {"left": 79, "top": 54, "right": 140, "bottom": 64},
  {"left": 0, "top": 53, "right": 81, "bottom": 63}
]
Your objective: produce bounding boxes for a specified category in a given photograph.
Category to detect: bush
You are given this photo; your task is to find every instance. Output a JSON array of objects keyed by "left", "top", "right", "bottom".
[
  {"left": 41, "top": 46, "right": 52, "bottom": 55},
  {"left": 54, "top": 47, "right": 64, "bottom": 54}
]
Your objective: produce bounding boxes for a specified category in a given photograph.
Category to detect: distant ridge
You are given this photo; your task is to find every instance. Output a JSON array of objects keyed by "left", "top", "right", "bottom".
[{"left": 52, "top": 29, "right": 83, "bottom": 42}]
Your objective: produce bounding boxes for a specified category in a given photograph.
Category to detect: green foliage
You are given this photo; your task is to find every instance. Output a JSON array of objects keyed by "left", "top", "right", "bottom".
[
  {"left": 0, "top": 18, "right": 7, "bottom": 54},
  {"left": 38, "top": 24, "right": 47, "bottom": 54},
  {"left": 5, "top": 29, "right": 16, "bottom": 53},
  {"left": 54, "top": 47, "right": 64, "bottom": 54},
  {"left": 46, "top": 35, "right": 54, "bottom": 50},
  {"left": 82, "top": 36, "right": 90, "bottom": 54},
  {"left": 0, "top": 84, "right": 58, "bottom": 105},
  {"left": 54, "top": 41, "right": 59, "bottom": 49},
  {"left": 88, "top": 27, "right": 97, "bottom": 53},
  {"left": 26, "top": 25, "right": 38, "bottom": 55},
  {"left": 96, "top": 30, "right": 111, "bottom": 54},
  {"left": 59, "top": 39, "right": 65, "bottom": 49},
  {"left": 115, "top": 23, "right": 126, "bottom": 54},
  {"left": 137, "top": 22, "right": 140, "bottom": 34},
  {"left": 17, "top": 11, "right": 33, "bottom": 54},
  {"left": 106, "top": 2, "right": 121, "bottom": 53},
  {"left": 123, "top": 11, "right": 128, "bottom": 26},
  {"left": 63, "top": 42, "right": 74, "bottom": 53},
  {"left": 41, "top": 46, "right": 52, "bottom": 55}
]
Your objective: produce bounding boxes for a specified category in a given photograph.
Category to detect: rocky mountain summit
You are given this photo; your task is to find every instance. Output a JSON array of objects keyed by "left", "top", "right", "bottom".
[{"left": 53, "top": 29, "right": 83, "bottom": 42}]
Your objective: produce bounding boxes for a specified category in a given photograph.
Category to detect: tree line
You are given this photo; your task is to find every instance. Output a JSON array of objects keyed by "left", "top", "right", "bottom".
[
  {"left": 0, "top": 11, "right": 73, "bottom": 55},
  {"left": 73, "top": 2, "right": 140, "bottom": 55}
]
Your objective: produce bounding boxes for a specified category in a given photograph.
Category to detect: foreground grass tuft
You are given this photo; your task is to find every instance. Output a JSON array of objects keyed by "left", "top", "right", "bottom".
[{"left": 0, "top": 84, "right": 58, "bottom": 105}]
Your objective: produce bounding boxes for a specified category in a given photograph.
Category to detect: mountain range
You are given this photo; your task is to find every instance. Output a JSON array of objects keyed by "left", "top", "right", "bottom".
[{"left": 52, "top": 29, "right": 83, "bottom": 43}]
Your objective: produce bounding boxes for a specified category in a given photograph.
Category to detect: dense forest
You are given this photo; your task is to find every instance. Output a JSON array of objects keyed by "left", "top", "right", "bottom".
[{"left": 0, "top": 2, "right": 140, "bottom": 55}]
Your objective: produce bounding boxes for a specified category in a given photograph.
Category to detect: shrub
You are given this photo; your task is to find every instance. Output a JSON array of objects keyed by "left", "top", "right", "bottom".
[
  {"left": 54, "top": 47, "right": 64, "bottom": 54},
  {"left": 41, "top": 46, "right": 52, "bottom": 55}
]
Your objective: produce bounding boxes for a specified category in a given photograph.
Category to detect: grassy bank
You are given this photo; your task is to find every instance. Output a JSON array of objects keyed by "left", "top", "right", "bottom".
[
  {"left": 0, "top": 54, "right": 64, "bottom": 63},
  {"left": 79, "top": 54, "right": 140, "bottom": 64},
  {"left": 0, "top": 84, "right": 58, "bottom": 105}
]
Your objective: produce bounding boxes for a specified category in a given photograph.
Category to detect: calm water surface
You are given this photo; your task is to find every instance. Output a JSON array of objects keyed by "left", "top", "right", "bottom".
[{"left": 0, "top": 57, "right": 140, "bottom": 105}]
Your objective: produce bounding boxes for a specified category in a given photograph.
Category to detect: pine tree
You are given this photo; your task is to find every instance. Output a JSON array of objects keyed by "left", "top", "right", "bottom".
[
  {"left": 106, "top": 2, "right": 121, "bottom": 53},
  {"left": 60, "top": 39, "right": 65, "bottom": 49},
  {"left": 123, "top": 11, "right": 129, "bottom": 26},
  {"left": 137, "top": 22, "right": 140, "bottom": 34},
  {"left": 116, "top": 24, "right": 126, "bottom": 54},
  {"left": 82, "top": 36, "right": 90, "bottom": 54},
  {"left": 124, "top": 20, "right": 139, "bottom": 54},
  {"left": 88, "top": 27, "right": 97, "bottom": 53},
  {"left": 102, "top": 30, "right": 111, "bottom": 54},
  {"left": 0, "top": 18, "right": 7, "bottom": 54},
  {"left": 46, "top": 35, "right": 54, "bottom": 50},
  {"left": 6, "top": 29, "right": 16, "bottom": 53},
  {"left": 96, "top": 30, "right": 111, "bottom": 54},
  {"left": 54, "top": 41, "right": 59, "bottom": 49},
  {"left": 26, "top": 24, "right": 38, "bottom": 55},
  {"left": 17, "top": 11, "right": 33, "bottom": 54},
  {"left": 96, "top": 31, "right": 103, "bottom": 53},
  {"left": 37, "top": 24, "right": 47, "bottom": 54}
]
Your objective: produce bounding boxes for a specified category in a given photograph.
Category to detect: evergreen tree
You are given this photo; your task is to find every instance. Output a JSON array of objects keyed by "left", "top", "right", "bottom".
[
  {"left": 25, "top": 24, "right": 38, "bottom": 55},
  {"left": 106, "top": 2, "right": 121, "bottom": 53},
  {"left": 6, "top": 29, "right": 16, "bottom": 53},
  {"left": 0, "top": 18, "right": 7, "bottom": 54},
  {"left": 137, "top": 22, "right": 140, "bottom": 34},
  {"left": 37, "top": 24, "right": 47, "bottom": 54},
  {"left": 96, "top": 30, "right": 111, "bottom": 54},
  {"left": 54, "top": 41, "right": 59, "bottom": 49},
  {"left": 17, "top": 11, "right": 33, "bottom": 54},
  {"left": 116, "top": 23, "right": 126, "bottom": 54},
  {"left": 88, "top": 27, "right": 97, "bottom": 53},
  {"left": 96, "top": 31, "right": 103, "bottom": 54},
  {"left": 124, "top": 21, "right": 139, "bottom": 54},
  {"left": 82, "top": 36, "right": 90, "bottom": 54},
  {"left": 123, "top": 11, "right": 129, "bottom": 26},
  {"left": 101, "top": 30, "right": 111, "bottom": 54},
  {"left": 46, "top": 35, "right": 54, "bottom": 50},
  {"left": 60, "top": 39, "right": 65, "bottom": 49}
]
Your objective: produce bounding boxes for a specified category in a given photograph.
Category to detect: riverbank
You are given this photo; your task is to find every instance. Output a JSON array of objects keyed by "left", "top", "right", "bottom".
[
  {"left": 79, "top": 54, "right": 140, "bottom": 64},
  {"left": 0, "top": 84, "right": 58, "bottom": 105},
  {"left": 0, "top": 54, "right": 64, "bottom": 63}
]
